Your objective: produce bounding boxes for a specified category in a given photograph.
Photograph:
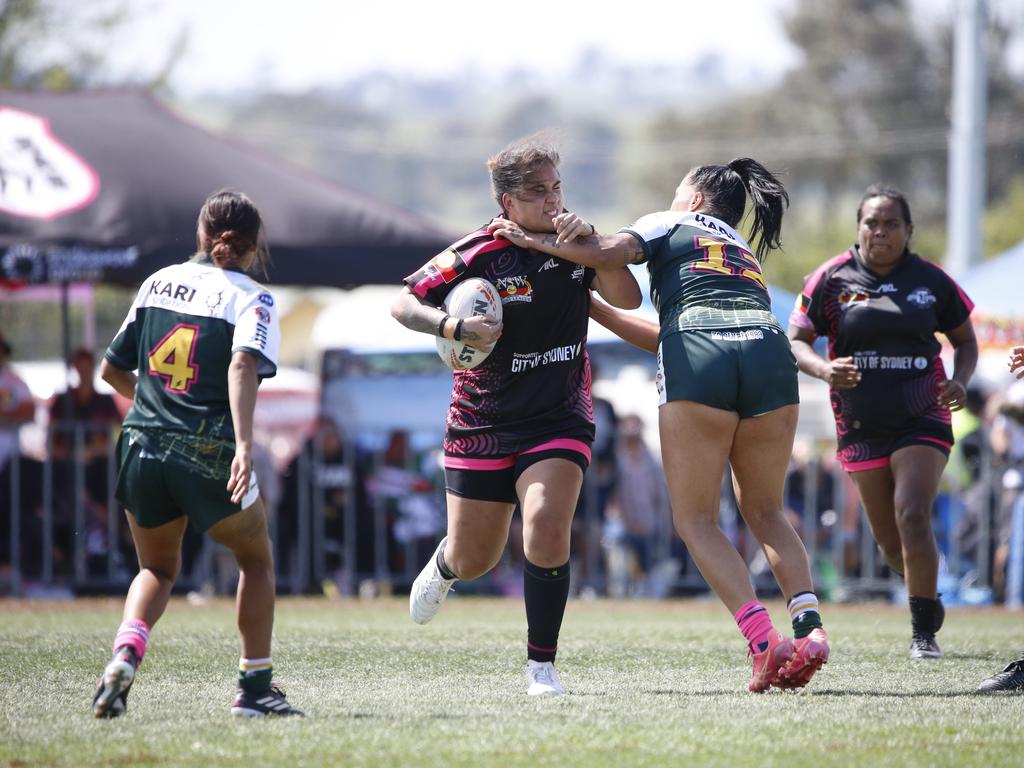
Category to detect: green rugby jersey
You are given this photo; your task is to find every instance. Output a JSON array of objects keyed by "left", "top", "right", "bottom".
[
  {"left": 105, "top": 258, "right": 280, "bottom": 457},
  {"left": 620, "top": 211, "right": 779, "bottom": 338}
]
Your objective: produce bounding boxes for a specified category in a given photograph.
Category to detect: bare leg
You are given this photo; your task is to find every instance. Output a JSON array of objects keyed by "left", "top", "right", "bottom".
[
  {"left": 849, "top": 467, "right": 904, "bottom": 575},
  {"left": 729, "top": 404, "right": 813, "bottom": 598},
  {"left": 890, "top": 445, "right": 947, "bottom": 599},
  {"left": 442, "top": 495, "right": 516, "bottom": 579},
  {"left": 518, "top": 459, "right": 583, "bottom": 567},
  {"left": 658, "top": 400, "right": 754, "bottom": 613},
  {"left": 207, "top": 499, "right": 275, "bottom": 659},
  {"left": 122, "top": 514, "right": 188, "bottom": 628}
]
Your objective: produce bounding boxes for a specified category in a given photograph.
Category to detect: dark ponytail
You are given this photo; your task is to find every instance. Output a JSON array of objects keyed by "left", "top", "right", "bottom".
[
  {"left": 687, "top": 158, "right": 789, "bottom": 262},
  {"left": 195, "top": 189, "right": 269, "bottom": 276}
]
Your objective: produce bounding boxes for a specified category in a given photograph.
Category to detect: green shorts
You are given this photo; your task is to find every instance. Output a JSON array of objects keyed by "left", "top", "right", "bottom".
[
  {"left": 115, "top": 431, "right": 259, "bottom": 532},
  {"left": 656, "top": 327, "right": 799, "bottom": 418}
]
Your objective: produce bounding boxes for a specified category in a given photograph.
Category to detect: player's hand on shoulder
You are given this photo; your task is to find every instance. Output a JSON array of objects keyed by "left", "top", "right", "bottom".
[
  {"left": 487, "top": 219, "right": 531, "bottom": 249},
  {"left": 552, "top": 212, "right": 595, "bottom": 245},
  {"left": 823, "top": 356, "right": 861, "bottom": 389},
  {"left": 461, "top": 314, "right": 502, "bottom": 351},
  {"left": 1009, "top": 346, "right": 1024, "bottom": 379}
]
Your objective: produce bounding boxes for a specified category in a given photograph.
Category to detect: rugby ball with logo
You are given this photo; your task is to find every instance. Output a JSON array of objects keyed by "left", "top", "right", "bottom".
[{"left": 436, "top": 278, "right": 502, "bottom": 370}]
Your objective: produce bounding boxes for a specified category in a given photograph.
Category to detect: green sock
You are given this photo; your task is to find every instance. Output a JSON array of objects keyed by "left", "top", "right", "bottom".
[
  {"left": 239, "top": 657, "right": 273, "bottom": 694},
  {"left": 788, "top": 592, "right": 823, "bottom": 639}
]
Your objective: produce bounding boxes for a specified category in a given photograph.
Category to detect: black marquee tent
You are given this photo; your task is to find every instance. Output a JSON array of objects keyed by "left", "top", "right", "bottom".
[{"left": 0, "top": 89, "right": 452, "bottom": 288}]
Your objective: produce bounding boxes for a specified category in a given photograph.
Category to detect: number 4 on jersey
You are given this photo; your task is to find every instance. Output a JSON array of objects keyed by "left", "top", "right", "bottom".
[{"left": 148, "top": 323, "right": 200, "bottom": 393}]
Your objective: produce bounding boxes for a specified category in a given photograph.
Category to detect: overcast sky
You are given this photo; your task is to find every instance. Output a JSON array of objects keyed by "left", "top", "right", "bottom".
[{"left": 105, "top": 0, "right": 1024, "bottom": 96}]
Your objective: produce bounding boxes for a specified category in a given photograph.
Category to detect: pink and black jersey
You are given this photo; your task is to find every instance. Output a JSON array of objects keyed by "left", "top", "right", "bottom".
[
  {"left": 404, "top": 226, "right": 597, "bottom": 457},
  {"left": 793, "top": 246, "right": 973, "bottom": 466}
]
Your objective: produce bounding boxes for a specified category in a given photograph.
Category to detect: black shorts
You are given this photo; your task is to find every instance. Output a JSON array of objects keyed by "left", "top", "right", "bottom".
[
  {"left": 657, "top": 327, "right": 799, "bottom": 417},
  {"left": 444, "top": 437, "right": 591, "bottom": 504},
  {"left": 837, "top": 418, "right": 953, "bottom": 473}
]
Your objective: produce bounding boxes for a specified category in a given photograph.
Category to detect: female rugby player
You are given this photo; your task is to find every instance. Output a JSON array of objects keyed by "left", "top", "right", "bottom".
[
  {"left": 92, "top": 191, "right": 302, "bottom": 718},
  {"left": 788, "top": 185, "right": 977, "bottom": 659},
  {"left": 392, "top": 133, "right": 640, "bottom": 696},
  {"left": 491, "top": 158, "right": 830, "bottom": 692}
]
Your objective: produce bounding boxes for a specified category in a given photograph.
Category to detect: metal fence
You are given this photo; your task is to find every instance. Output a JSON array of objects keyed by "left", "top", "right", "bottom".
[{"left": 2, "top": 422, "right": 1016, "bottom": 605}]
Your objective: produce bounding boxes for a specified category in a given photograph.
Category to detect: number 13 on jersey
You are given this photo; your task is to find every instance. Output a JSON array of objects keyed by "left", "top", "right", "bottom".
[
  {"left": 148, "top": 323, "right": 200, "bottom": 393},
  {"left": 691, "top": 236, "right": 766, "bottom": 289}
]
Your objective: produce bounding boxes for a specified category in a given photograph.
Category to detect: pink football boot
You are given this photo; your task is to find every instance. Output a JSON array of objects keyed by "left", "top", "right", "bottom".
[
  {"left": 775, "top": 628, "right": 830, "bottom": 690},
  {"left": 748, "top": 631, "right": 795, "bottom": 693}
]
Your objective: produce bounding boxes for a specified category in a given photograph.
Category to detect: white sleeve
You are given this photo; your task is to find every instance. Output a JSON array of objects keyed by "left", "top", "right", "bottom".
[
  {"left": 621, "top": 211, "right": 678, "bottom": 244},
  {"left": 231, "top": 289, "right": 280, "bottom": 378},
  {"left": 618, "top": 211, "right": 681, "bottom": 263}
]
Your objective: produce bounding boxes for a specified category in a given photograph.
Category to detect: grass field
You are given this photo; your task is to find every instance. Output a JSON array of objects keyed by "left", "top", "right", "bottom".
[{"left": 1, "top": 596, "right": 1022, "bottom": 768}]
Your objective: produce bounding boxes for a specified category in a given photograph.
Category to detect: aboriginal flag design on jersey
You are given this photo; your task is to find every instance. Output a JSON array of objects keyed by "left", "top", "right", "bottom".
[
  {"left": 405, "top": 224, "right": 596, "bottom": 457},
  {"left": 105, "top": 258, "right": 280, "bottom": 479},
  {"left": 793, "top": 247, "right": 973, "bottom": 467}
]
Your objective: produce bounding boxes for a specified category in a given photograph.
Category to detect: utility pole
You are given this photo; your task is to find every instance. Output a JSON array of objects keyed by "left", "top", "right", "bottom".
[{"left": 946, "top": 0, "right": 988, "bottom": 276}]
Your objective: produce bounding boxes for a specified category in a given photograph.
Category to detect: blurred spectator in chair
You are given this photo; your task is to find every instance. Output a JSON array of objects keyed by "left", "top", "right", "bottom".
[
  {"left": 48, "top": 348, "right": 122, "bottom": 575},
  {"left": 604, "top": 414, "right": 670, "bottom": 597}
]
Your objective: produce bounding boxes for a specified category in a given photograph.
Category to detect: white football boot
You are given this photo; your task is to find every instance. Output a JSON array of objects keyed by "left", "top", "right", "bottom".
[
  {"left": 526, "top": 660, "right": 565, "bottom": 696},
  {"left": 409, "top": 537, "right": 457, "bottom": 624}
]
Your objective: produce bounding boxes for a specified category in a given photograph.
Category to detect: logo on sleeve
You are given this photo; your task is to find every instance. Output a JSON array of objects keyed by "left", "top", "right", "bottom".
[
  {"left": 907, "top": 287, "right": 936, "bottom": 307},
  {"left": 430, "top": 248, "right": 466, "bottom": 284},
  {"left": 258, "top": 293, "right": 274, "bottom": 307},
  {"left": 254, "top": 307, "right": 271, "bottom": 323}
]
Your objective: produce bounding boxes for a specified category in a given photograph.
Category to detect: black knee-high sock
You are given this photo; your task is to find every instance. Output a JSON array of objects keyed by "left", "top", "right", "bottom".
[
  {"left": 909, "top": 595, "right": 944, "bottom": 635},
  {"left": 524, "top": 559, "right": 571, "bottom": 663},
  {"left": 435, "top": 544, "right": 457, "bottom": 580}
]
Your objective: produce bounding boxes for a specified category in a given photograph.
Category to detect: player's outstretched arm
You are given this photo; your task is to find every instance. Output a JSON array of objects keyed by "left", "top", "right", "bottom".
[
  {"left": 487, "top": 220, "right": 645, "bottom": 269},
  {"left": 589, "top": 295, "right": 658, "bottom": 354},
  {"left": 592, "top": 266, "right": 642, "bottom": 310}
]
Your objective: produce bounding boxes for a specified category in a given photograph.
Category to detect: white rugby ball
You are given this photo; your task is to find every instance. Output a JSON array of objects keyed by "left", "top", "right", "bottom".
[{"left": 436, "top": 277, "right": 502, "bottom": 370}]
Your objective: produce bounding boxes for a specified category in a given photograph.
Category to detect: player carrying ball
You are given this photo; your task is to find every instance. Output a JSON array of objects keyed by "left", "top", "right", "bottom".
[
  {"left": 392, "top": 133, "right": 640, "bottom": 696},
  {"left": 492, "top": 158, "right": 830, "bottom": 692}
]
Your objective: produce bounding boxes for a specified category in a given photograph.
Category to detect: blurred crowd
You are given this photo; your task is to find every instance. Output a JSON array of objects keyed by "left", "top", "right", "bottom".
[{"left": 3, "top": 329, "right": 1024, "bottom": 605}]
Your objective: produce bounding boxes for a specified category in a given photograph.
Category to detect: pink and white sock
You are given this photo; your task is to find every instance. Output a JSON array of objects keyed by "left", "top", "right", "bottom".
[
  {"left": 734, "top": 600, "right": 775, "bottom": 654},
  {"left": 112, "top": 618, "right": 150, "bottom": 664}
]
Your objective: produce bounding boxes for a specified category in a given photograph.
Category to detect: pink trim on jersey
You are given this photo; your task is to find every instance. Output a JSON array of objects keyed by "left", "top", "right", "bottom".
[
  {"left": 408, "top": 234, "right": 508, "bottom": 299},
  {"left": 928, "top": 260, "right": 976, "bottom": 315},
  {"left": 842, "top": 456, "right": 890, "bottom": 473},
  {"left": 918, "top": 436, "right": 953, "bottom": 450},
  {"left": 444, "top": 455, "right": 517, "bottom": 470},
  {"left": 521, "top": 438, "right": 592, "bottom": 462},
  {"left": 789, "top": 309, "right": 815, "bottom": 329},
  {"left": 798, "top": 250, "right": 854, "bottom": 314}
]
